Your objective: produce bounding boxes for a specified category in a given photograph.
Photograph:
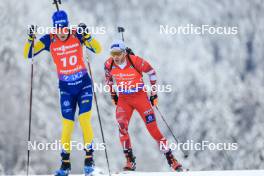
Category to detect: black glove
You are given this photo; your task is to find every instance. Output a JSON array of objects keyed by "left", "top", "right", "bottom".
[
  {"left": 28, "top": 25, "right": 36, "bottom": 39},
  {"left": 150, "top": 94, "right": 158, "bottom": 106},
  {"left": 111, "top": 92, "right": 118, "bottom": 105},
  {"left": 126, "top": 47, "right": 135, "bottom": 55},
  {"left": 78, "top": 23, "right": 89, "bottom": 36}
]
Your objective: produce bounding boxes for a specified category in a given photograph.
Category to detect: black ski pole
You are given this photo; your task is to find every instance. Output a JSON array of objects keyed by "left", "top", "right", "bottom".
[
  {"left": 85, "top": 48, "right": 111, "bottom": 176},
  {"left": 155, "top": 106, "right": 189, "bottom": 158},
  {"left": 26, "top": 27, "right": 36, "bottom": 176},
  {"left": 53, "top": 0, "right": 61, "bottom": 11}
]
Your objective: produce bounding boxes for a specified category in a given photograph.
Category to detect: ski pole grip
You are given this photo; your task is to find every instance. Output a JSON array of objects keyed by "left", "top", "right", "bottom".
[
  {"left": 53, "top": 0, "right": 61, "bottom": 11},
  {"left": 117, "top": 26, "right": 125, "bottom": 33},
  {"left": 117, "top": 27, "right": 125, "bottom": 41}
]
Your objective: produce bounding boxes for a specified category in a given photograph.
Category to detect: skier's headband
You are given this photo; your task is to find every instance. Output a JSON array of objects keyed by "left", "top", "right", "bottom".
[{"left": 110, "top": 43, "right": 126, "bottom": 53}]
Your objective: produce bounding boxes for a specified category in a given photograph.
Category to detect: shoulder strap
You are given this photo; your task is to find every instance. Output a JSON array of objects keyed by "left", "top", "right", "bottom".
[
  {"left": 109, "top": 55, "right": 142, "bottom": 76},
  {"left": 127, "top": 54, "right": 142, "bottom": 76},
  {"left": 110, "top": 59, "right": 114, "bottom": 71},
  {"left": 50, "top": 33, "right": 55, "bottom": 43}
]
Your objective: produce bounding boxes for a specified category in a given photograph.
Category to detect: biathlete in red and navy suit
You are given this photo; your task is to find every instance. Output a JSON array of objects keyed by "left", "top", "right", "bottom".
[{"left": 104, "top": 40, "right": 183, "bottom": 172}]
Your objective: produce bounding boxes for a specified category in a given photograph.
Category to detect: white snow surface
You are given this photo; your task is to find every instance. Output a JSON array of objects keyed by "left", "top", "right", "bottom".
[{"left": 28, "top": 170, "right": 264, "bottom": 176}]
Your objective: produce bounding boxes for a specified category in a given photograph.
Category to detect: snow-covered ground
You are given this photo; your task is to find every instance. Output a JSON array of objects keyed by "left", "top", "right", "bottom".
[
  {"left": 108, "top": 170, "right": 264, "bottom": 176},
  {"left": 31, "top": 170, "right": 264, "bottom": 176}
]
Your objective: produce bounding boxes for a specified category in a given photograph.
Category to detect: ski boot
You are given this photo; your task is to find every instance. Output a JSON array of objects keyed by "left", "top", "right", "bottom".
[
  {"left": 84, "top": 148, "right": 95, "bottom": 176},
  {"left": 165, "top": 150, "right": 183, "bottom": 172},
  {"left": 55, "top": 151, "right": 71, "bottom": 176},
  {"left": 123, "top": 149, "right": 136, "bottom": 171}
]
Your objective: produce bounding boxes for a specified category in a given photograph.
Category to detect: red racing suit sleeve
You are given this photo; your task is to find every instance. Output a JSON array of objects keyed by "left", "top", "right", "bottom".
[
  {"left": 104, "top": 58, "right": 116, "bottom": 95},
  {"left": 130, "top": 55, "right": 157, "bottom": 88}
]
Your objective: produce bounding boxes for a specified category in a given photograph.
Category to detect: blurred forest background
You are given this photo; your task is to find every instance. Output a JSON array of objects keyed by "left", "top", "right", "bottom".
[{"left": 0, "top": 0, "right": 264, "bottom": 174}]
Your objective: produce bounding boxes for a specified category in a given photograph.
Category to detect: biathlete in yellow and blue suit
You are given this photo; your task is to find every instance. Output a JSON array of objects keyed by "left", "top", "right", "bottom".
[{"left": 24, "top": 10, "right": 101, "bottom": 176}]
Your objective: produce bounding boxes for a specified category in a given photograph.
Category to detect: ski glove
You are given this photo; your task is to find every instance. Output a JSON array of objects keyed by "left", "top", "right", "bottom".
[
  {"left": 78, "top": 23, "right": 91, "bottom": 39},
  {"left": 150, "top": 94, "right": 158, "bottom": 106},
  {"left": 28, "top": 25, "right": 36, "bottom": 41},
  {"left": 111, "top": 92, "right": 118, "bottom": 105}
]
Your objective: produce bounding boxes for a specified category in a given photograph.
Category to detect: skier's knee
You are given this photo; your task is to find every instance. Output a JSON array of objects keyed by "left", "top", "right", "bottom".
[
  {"left": 79, "top": 111, "right": 92, "bottom": 121},
  {"left": 79, "top": 111, "right": 94, "bottom": 145},
  {"left": 62, "top": 115, "right": 74, "bottom": 121},
  {"left": 118, "top": 122, "right": 128, "bottom": 135},
  {"left": 61, "top": 108, "right": 75, "bottom": 121},
  {"left": 78, "top": 97, "right": 93, "bottom": 114},
  {"left": 147, "top": 123, "right": 164, "bottom": 141}
]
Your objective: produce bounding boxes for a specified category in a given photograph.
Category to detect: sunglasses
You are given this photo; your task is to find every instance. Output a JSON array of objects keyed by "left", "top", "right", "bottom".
[{"left": 110, "top": 51, "right": 123, "bottom": 57}]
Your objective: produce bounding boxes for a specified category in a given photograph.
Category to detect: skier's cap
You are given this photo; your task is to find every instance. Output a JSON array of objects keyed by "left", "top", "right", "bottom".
[
  {"left": 110, "top": 40, "right": 126, "bottom": 52},
  {"left": 52, "top": 10, "right": 69, "bottom": 28}
]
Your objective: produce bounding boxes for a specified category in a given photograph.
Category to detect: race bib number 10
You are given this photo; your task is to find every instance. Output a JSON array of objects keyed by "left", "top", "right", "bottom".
[{"left": 60, "top": 55, "right": 78, "bottom": 67}]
